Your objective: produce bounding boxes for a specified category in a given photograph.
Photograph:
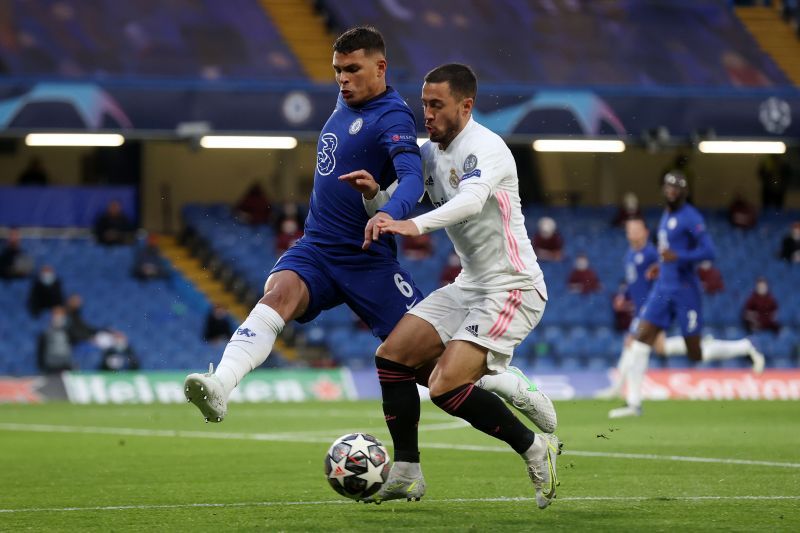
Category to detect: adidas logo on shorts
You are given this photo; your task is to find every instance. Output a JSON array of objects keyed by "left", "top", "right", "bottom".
[{"left": 465, "top": 324, "right": 479, "bottom": 337}]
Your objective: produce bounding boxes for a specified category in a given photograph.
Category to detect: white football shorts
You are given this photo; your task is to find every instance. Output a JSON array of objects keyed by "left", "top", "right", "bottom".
[{"left": 407, "top": 283, "right": 546, "bottom": 374}]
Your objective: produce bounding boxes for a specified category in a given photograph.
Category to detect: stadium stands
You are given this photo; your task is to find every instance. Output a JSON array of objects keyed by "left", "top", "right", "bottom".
[
  {"left": 0, "top": 0, "right": 304, "bottom": 79},
  {"left": 0, "top": 1, "right": 797, "bottom": 376},
  {"left": 0, "top": 236, "right": 255, "bottom": 375},
  {"left": 320, "top": 0, "right": 790, "bottom": 87},
  {"left": 1, "top": 0, "right": 788, "bottom": 87},
  {"left": 2, "top": 210, "right": 797, "bottom": 376},
  {"left": 180, "top": 203, "right": 800, "bottom": 371}
]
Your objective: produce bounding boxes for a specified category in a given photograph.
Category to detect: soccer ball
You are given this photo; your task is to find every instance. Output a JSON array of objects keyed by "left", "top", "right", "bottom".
[{"left": 324, "top": 432, "right": 391, "bottom": 500}]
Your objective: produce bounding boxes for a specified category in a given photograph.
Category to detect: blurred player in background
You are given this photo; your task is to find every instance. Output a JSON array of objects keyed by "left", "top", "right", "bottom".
[
  {"left": 595, "top": 218, "right": 658, "bottom": 400},
  {"left": 342, "top": 64, "right": 560, "bottom": 508},
  {"left": 184, "top": 28, "right": 554, "bottom": 430},
  {"left": 608, "top": 173, "right": 765, "bottom": 418}
]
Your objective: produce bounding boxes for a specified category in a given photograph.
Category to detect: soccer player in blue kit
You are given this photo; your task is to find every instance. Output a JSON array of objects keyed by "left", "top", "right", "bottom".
[
  {"left": 183, "top": 27, "right": 555, "bottom": 429},
  {"left": 183, "top": 26, "right": 424, "bottom": 422},
  {"left": 595, "top": 218, "right": 659, "bottom": 403},
  {"left": 607, "top": 172, "right": 764, "bottom": 418}
]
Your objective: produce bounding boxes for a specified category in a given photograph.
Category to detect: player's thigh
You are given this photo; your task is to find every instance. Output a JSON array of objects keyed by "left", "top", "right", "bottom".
[
  {"left": 428, "top": 340, "right": 489, "bottom": 397},
  {"left": 377, "top": 314, "right": 444, "bottom": 368},
  {"left": 638, "top": 291, "right": 672, "bottom": 342},
  {"left": 406, "top": 282, "right": 470, "bottom": 348},
  {"left": 652, "top": 331, "right": 667, "bottom": 355},
  {"left": 336, "top": 258, "right": 423, "bottom": 338},
  {"left": 261, "top": 270, "right": 310, "bottom": 321},
  {"left": 267, "top": 242, "right": 341, "bottom": 323},
  {"left": 447, "top": 288, "right": 545, "bottom": 375},
  {"left": 634, "top": 319, "right": 662, "bottom": 345}
]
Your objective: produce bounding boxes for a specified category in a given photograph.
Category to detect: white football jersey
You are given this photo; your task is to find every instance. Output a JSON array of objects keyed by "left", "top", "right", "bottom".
[{"left": 420, "top": 118, "right": 547, "bottom": 297}]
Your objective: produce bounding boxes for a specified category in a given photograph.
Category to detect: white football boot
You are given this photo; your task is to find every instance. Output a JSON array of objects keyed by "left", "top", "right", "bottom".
[
  {"left": 507, "top": 366, "right": 558, "bottom": 433},
  {"left": 524, "top": 433, "right": 562, "bottom": 509},
  {"left": 184, "top": 363, "right": 227, "bottom": 423},
  {"left": 359, "top": 465, "right": 426, "bottom": 504}
]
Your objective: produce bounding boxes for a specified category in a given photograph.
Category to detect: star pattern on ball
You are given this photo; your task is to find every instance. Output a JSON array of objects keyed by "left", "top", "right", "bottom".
[
  {"left": 327, "top": 454, "right": 355, "bottom": 487},
  {"left": 344, "top": 433, "right": 375, "bottom": 455},
  {"left": 359, "top": 450, "right": 387, "bottom": 492},
  {"left": 325, "top": 433, "right": 390, "bottom": 499}
]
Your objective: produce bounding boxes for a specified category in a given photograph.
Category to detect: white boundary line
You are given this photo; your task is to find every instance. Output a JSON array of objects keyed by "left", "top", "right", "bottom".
[
  {"left": 2, "top": 422, "right": 800, "bottom": 471},
  {"left": 1, "top": 495, "right": 799, "bottom": 514}
]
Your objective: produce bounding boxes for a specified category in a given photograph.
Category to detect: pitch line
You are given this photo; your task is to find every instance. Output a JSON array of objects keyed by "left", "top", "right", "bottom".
[
  {"left": 2, "top": 422, "right": 799, "bottom": 470},
  {"left": 1, "top": 495, "right": 799, "bottom": 514}
]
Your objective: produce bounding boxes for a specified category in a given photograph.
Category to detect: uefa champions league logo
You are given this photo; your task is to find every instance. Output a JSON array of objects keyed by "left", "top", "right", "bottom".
[
  {"left": 759, "top": 97, "right": 791, "bottom": 134},
  {"left": 463, "top": 154, "right": 478, "bottom": 172}
]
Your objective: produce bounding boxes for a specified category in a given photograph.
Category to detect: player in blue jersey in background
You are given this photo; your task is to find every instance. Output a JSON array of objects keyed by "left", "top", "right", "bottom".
[
  {"left": 607, "top": 173, "right": 764, "bottom": 418},
  {"left": 183, "top": 27, "right": 556, "bottom": 428},
  {"left": 595, "top": 218, "right": 658, "bottom": 401}
]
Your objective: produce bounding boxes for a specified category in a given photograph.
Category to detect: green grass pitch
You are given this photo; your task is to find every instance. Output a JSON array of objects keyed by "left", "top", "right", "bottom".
[{"left": 1, "top": 400, "right": 799, "bottom": 531}]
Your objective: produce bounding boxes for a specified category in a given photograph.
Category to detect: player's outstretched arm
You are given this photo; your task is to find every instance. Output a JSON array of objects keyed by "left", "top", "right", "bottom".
[
  {"left": 338, "top": 170, "right": 379, "bottom": 198},
  {"left": 375, "top": 219, "right": 420, "bottom": 237},
  {"left": 409, "top": 181, "right": 489, "bottom": 234},
  {"left": 362, "top": 212, "right": 394, "bottom": 250},
  {"left": 339, "top": 170, "right": 398, "bottom": 217}
]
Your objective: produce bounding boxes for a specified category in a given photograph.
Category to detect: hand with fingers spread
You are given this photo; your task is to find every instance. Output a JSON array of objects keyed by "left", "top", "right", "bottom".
[
  {"left": 339, "top": 170, "right": 379, "bottom": 200},
  {"left": 376, "top": 219, "right": 420, "bottom": 238},
  {"left": 363, "top": 212, "right": 395, "bottom": 250}
]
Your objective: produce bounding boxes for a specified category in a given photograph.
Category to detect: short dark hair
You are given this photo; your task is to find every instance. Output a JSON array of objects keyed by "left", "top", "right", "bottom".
[
  {"left": 663, "top": 171, "right": 688, "bottom": 189},
  {"left": 333, "top": 26, "right": 385, "bottom": 56},
  {"left": 424, "top": 63, "right": 477, "bottom": 101}
]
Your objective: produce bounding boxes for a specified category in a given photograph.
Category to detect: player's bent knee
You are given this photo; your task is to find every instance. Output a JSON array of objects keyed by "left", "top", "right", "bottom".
[
  {"left": 375, "top": 341, "right": 413, "bottom": 367},
  {"left": 427, "top": 373, "right": 470, "bottom": 399},
  {"left": 260, "top": 271, "right": 309, "bottom": 320}
]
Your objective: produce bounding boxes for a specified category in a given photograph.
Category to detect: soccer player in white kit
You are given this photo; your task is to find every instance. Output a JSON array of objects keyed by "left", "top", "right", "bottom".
[{"left": 342, "top": 64, "right": 560, "bottom": 509}]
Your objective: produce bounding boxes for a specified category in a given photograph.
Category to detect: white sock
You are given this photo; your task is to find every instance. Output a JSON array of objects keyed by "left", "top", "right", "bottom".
[
  {"left": 392, "top": 461, "right": 421, "bottom": 478},
  {"left": 609, "top": 346, "right": 635, "bottom": 394},
  {"left": 624, "top": 340, "right": 651, "bottom": 408},
  {"left": 663, "top": 336, "right": 687, "bottom": 356},
  {"left": 215, "top": 303, "right": 285, "bottom": 397},
  {"left": 521, "top": 433, "right": 547, "bottom": 463},
  {"left": 476, "top": 369, "right": 530, "bottom": 400},
  {"left": 701, "top": 338, "right": 752, "bottom": 362}
]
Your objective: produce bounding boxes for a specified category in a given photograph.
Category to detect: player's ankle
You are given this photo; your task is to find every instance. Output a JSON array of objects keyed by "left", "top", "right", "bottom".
[
  {"left": 392, "top": 461, "right": 421, "bottom": 478},
  {"left": 521, "top": 435, "right": 546, "bottom": 462}
]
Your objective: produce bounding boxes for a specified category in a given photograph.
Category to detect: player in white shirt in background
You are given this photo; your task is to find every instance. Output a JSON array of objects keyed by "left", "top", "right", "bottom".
[{"left": 340, "top": 64, "right": 560, "bottom": 509}]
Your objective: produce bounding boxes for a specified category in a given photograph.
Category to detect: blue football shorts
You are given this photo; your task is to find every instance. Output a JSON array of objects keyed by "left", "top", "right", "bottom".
[
  {"left": 269, "top": 239, "right": 423, "bottom": 338},
  {"left": 640, "top": 284, "right": 703, "bottom": 336}
]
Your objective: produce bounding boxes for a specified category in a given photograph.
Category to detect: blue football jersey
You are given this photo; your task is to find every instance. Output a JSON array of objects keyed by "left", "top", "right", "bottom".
[
  {"left": 624, "top": 242, "right": 658, "bottom": 313},
  {"left": 655, "top": 203, "right": 715, "bottom": 289},
  {"left": 303, "top": 87, "right": 423, "bottom": 256}
]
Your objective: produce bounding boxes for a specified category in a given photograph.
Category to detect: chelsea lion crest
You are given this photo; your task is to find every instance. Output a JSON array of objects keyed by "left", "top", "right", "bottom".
[{"left": 348, "top": 117, "right": 363, "bottom": 135}]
